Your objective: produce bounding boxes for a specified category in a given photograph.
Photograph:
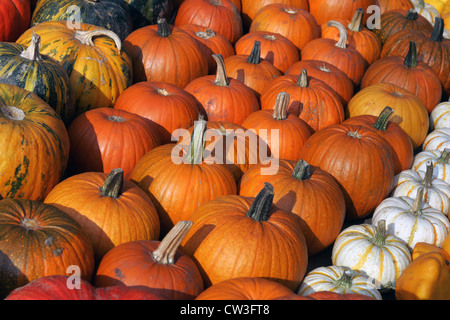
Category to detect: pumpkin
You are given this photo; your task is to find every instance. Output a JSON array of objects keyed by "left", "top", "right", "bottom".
[
  {"left": 298, "top": 123, "right": 395, "bottom": 221},
  {"left": 343, "top": 106, "right": 414, "bottom": 174},
  {"left": 240, "top": 0, "right": 309, "bottom": 31},
  {"left": 412, "top": 149, "right": 450, "bottom": 184},
  {"left": 30, "top": 0, "right": 133, "bottom": 41},
  {"left": 346, "top": 83, "right": 429, "bottom": 149},
  {"left": 260, "top": 69, "right": 345, "bottom": 133},
  {"left": 0, "top": 199, "right": 95, "bottom": 298},
  {"left": 180, "top": 183, "right": 308, "bottom": 290},
  {"left": 285, "top": 60, "right": 354, "bottom": 105},
  {"left": 174, "top": 0, "right": 243, "bottom": 44},
  {"left": 0, "top": 32, "right": 75, "bottom": 126},
  {"left": 280, "top": 291, "right": 378, "bottom": 300},
  {"left": 423, "top": 128, "right": 450, "bottom": 151},
  {"left": 224, "top": 41, "right": 283, "bottom": 99},
  {"left": 44, "top": 168, "right": 161, "bottom": 262},
  {"left": 238, "top": 159, "right": 346, "bottom": 255},
  {"left": 184, "top": 54, "right": 260, "bottom": 125},
  {"left": 118, "top": 0, "right": 175, "bottom": 29},
  {"left": 234, "top": 31, "right": 300, "bottom": 73},
  {"left": 377, "top": 0, "right": 415, "bottom": 13},
  {"left": 297, "top": 266, "right": 382, "bottom": 300},
  {"left": 392, "top": 160, "right": 450, "bottom": 215},
  {"left": 113, "top": 81, "right": 199, "bottom": 145},
  {"left": 0, "top": 83, "right": 69, "bottom": 201},
  {"left": 124, "top": 18, "right": 208, "bottom": 87},
  {"left": 16, "top": 21, "right": 133, "bottom": 116},
  {"left": 308, "top": 0, "right": 377, "bottom": 26},
  {"left": 331, "top": 220, "right": 412, "bottom": 289},
  {"left": 320, "top": 8, "right": 382, "bottom": 65},
  {"left": 430, "top": 100, "right": 450, "bottom": 130},
  {"left": 130, "top": 117, "right": 237, "bottom": 236},
  {"left": 0, "top": 0, "right": 31, "bottom": 42},
  {"left": 249, "top": 3, "right": 320, "bottom": 51},
  {"left": 300, "top": 21, "right": 368, "bottom": 87},
  {"left": 373, "top": 9, "right": 434, "bottom": 45},
  {"left": 411, "top": 0, "right": 441, "bottom": 25},
  {"left": 178, "top": 24, "right": 235, "bottom": 74},
  {"left": 94, "top": 221, "right": 204, "bottom": 300},
  {"left": 67, "top": 107, "right": 161, "bottom": 180},
  {"left": 360, "top": 41, "right": 442, "bottom": 114},
  {"left": 241, "top": 92, "right": 311, "bottom": 161},
  {"left": 5, "top": 275, "right": 165, "bottom": 300},
  {"left": 195, "top": 277, "right": 295, "bottom": 300}
]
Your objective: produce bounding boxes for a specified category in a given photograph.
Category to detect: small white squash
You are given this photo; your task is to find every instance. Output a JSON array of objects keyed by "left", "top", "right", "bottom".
[
  {"left": 429, "top": 101, "right": 450, "bottom": 130},
  {"left": 412, "top": 148, "right": 449, "bottom": 184},
  {"left": 423, "top": 128, "right": 450, "bottom": 152},
  {"left": 411, "top": 0, "right": 441, "bottom": 24}
]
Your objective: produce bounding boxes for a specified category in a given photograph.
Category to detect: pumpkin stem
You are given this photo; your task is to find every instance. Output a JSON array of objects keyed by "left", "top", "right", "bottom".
[
  {"left": 348, "top": 8, "right": 364, "bottom": 32},
  {"left": 373, "top": 106, "right": 394, "bottom": 131},
  {"left": 347, "top": 130, "right": 362, "bottom": 139},
  {"left": 297, "top": 69, "right": 309, "bottom": 87},
  {"left": 157, "top": 18, "right": 172, "bottom": 37},
  {"left": 195, "top": 28, "right": 216, "bottom": 40},
  {"left": 20, "top": 31, "right": 43, "bottom": 61},
  {"left": 272, "top": 92, "right": 290, "bottom": 120},
  {"left": 1, "top": 106, "right": 25, "bottom": 121},
  {"left": 404, "top": 41, "right": 418, "bottom": 68},
  {"left": 186, "top": 115, "right": 207, "bottom": 164},
  {"left": 406, "top": 9, "right": 419, "bottom": 20},
  {"left": 246, "top": 182, "right": 274, "bottom": 222},
  {"left": 247, "top": 41, "right": 262, "bottom": 64},
  {"left": 410, "top": 187, "right": 424, "bottom": 216},
  {"left": 292, "top": 159, "right": 312, "bottom": 180},
  {"left": 21, "top": 218, "right": 40, "bottom": 230},
  {"left": 334, "top": 268, "right": 354, "bottom": 289},
  {"left": 213, "top": 54, "right": 230, "bottom": 86},
  {"left": 372, "top": 220, "right": 387, "bottom": 247},
  {"left": 436, "top": 148, "right": 450, "bottom": 164},
  {"left": 327, "top": 20, "right": 348, "bottom": 49},
  {"left": 423, "top": 160, "right": 434, "bottom": 187},
  {"left": 74, "top": 28, "right": 122, "bottom": 53},
  {"left": 430, "top": 18, "right": 444, "bottom": 42},
  {"left": 100, "top": 168, "right": 124, "bottom": 199},
  {"left": 152, "top": 220, "right": 193, "bottom": 265}
]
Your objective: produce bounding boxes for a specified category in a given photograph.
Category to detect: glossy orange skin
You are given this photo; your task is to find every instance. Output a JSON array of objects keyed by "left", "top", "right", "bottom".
[
  {"left": 114, "top": 81, "right": 200, "bottom": 144},
  {"left": 67, "top": 108, "right": 161, "bottom": 180},
  {"left": 235, "top": 31, "right": 300, "bottom": 73},
  {"left": 249, "top": 3, "right": 320, "bottom": 51},
  {"left": 94, "top": 240, "right": 204, "bottom": 300},
  {"left": 308, "top": 0, "right": 376, "bottom": 26},
  {"left": 260, "top": 75, "right": 345, "bottom": 133},
  {"left": 376, "top": 0, "right": 414, "bottom": 13},
  {"left": 180, "top": 194, "right": 308, "bottom": 290},
  {"left": 299, "top": 123, "right": 396, "bottom": 221},
  {"left": 44, "top": 171, "right": 161, "bottom": 262},
  {"left": 285, "top": 60, "right": 354, "bottom": 104},
  {"left": 239, "top": 159, "right": 346, "bottom": 255},
  {"left": 130, "top": 144, "right": 237, "bottom": 236}
]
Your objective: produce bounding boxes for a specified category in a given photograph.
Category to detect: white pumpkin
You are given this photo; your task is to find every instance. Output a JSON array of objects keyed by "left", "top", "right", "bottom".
[
  {"left": 423, "top": 128, "right": 450, "bottom": 151},
  {"left": 412, "top": 149, "right": 449, "bottom": 184},
  {"left": 297, "top": 265, "right": 382, "bottom": 300},
  {"left": 392, "top": 160, "right": 450, "bottom": 215},
  {"left": 429, "top": 101, "right": 450, "bottom": 130},
  {"left": 412, "top": 0, "right": 441, "bottom": 24},
  {"left": 372, "top": 188, "right": 450, "bottom": 251},
  {"left": 331, "top": 220, "right": 411, "bottom": 289}
]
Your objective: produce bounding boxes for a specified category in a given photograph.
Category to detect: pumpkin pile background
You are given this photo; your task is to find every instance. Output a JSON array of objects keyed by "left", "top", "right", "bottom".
[{"left": 0, "top": 0, "right": 449, "bottom": 302}]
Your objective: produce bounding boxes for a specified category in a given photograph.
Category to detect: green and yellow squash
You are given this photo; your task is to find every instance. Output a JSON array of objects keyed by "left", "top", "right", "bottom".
[{"left": 119, "top": 0, "right": 176, "bottom": 29}]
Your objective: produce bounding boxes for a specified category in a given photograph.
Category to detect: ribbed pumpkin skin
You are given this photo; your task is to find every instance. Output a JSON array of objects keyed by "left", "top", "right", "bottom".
[
  {"left": 31, "top": 0, "right": 133, "bottom": 41},
  {"left": 0, "top": 83, "right": 69, "bottom": 201},
  {"left": 44, "top": 171, "right": 161, "bottom": 262},
  {"left": 308, "top": 0, "right": 376, "bottom": 26},
  {"left": 0, "top": 0, "right": 31, "bottom": 42},
  {"left": 299, "top": 124, "right": 395, "bottom": 221},
  {"left": 0, "top": 199, "right": 95, "bottom": 299},
  {"left": 16, "top": 21, "right": 133, "bottom": 116},
  {"left": 180, "top": 194, "right": 308, "bottom": 290},
  {"left": 94, "top": 240, "right": 204, "bottom": 300},
  {"left": 0, "top": 41, "right": 75, "bottom": 126},
  {"left": 130, "top": 144, "right": 237, "bottom": 236},
  {"left": 239, "top": 160, "right": 346, "bottom": 255},
  {"left": 377, "top": 0, "right": 414, "bottom": 13},
  {"left": 114, "top": 81, "right": 200, "bottom": 145},
  {"left": 67, "top": 108, "right": 161, "bottom": 180}
]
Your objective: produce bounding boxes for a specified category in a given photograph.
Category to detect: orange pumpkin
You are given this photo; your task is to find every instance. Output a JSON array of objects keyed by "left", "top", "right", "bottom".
[
  {"left": 377, "top": 0, "right": 414, "bottom": 13},
  {"left": 308, "top": 0, "right": 377, "bottom": 26}
]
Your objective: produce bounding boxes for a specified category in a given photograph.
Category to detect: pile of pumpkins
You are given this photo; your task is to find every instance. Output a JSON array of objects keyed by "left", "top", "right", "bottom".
[{"left": 0, "top": 0, "right": 449, "bottom": 301}]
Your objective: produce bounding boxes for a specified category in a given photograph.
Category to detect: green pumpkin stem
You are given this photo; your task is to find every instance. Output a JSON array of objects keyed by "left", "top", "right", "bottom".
[
  {"left": 348, "top": 8, "right": 364, "bottom": 32},
  {"left": 424, "top": 160, "right": 434, "bottom": 187},
  {"left": 406, "top": 9, "right": 419, "bottom": 20},
  {"left": 247, "top": 41, "right": 262, "bottom": 64},
  {"left": 186, "top": 115, "right": 207, "bottom": 164},
  {"left": 152, "top": 220, "right": 193, "bottom": 265},
  {"left": 335, "top": 269, "right": 354, "bottom": 289},
  {"left": 373, "top": 106, "right": 394, "bottom": 131},
  {"left": 328, "top": 20, "right": 348, "bottom": 48},
  {"left": 213, "top": 54, "right": 230, "bottom": 86},
  {"left": 101, "top": 168, "right": 124, "bottom": 199},
  {"left": 157, "top": 18, "right": 172, "bottom": 37},
  {"left": 410, "top": 187, "right": 424, "bottom": 216},
  {"left": 272, "top": 92, "right": 290, "bottom": 120},
  {"left": 404, "top": 41, "right": 418, "bottom": 68},
  {"left": 430, "top": 18, "right": 444, "bottom": 42},
  {"left": 246, "top": 182, "right": 274, "bottom": 222},
  {"left": 437, "top": 148, "right": 450, "bottom": 164},
  {"left": 372, "top": 220, "right": 387, "bottom": 247},
  {"left": 297, "top": 69, "right": 309, "bottom": 87},
  {"left": 20, "top": 32, "right": 42, "bottom": 61},
  {"left": 292, "top": 159, "right": 312, "bottom": 180}
]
